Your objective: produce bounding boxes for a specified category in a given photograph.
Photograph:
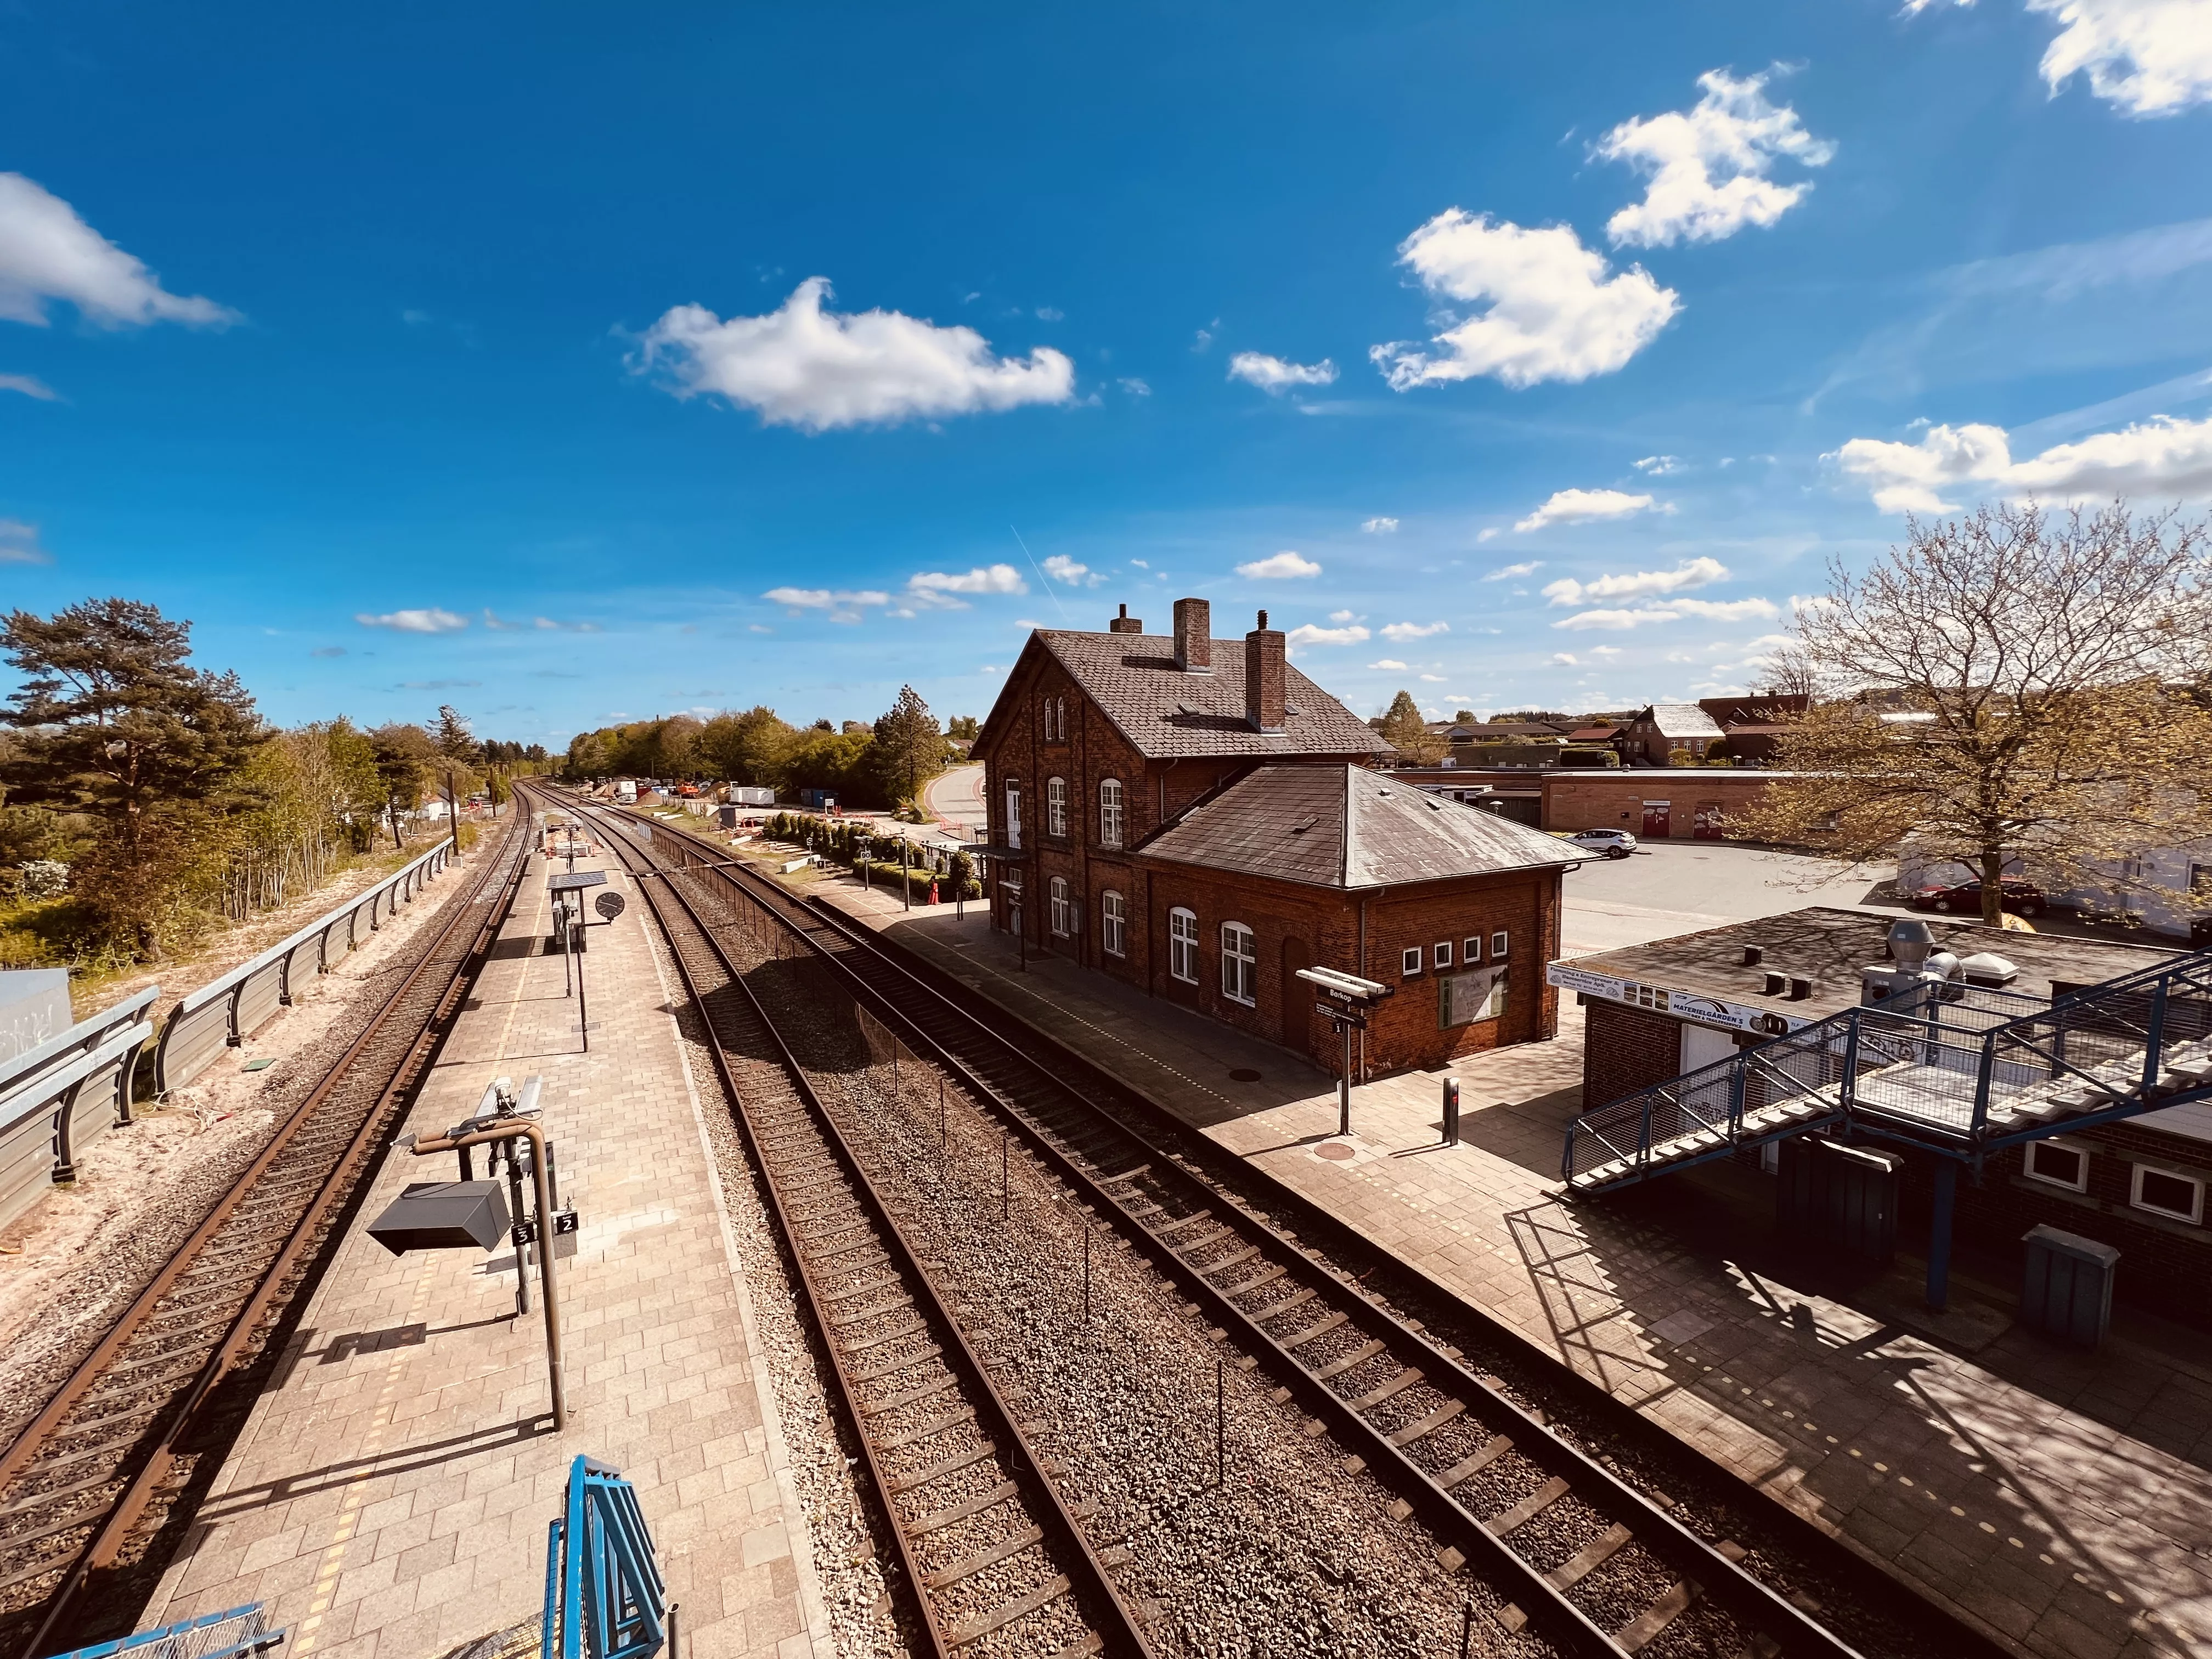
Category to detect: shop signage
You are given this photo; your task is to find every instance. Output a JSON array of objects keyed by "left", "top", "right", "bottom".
[
  {"left": 1438, "top": 965, "right": 1507, "bottom": 1029},
  {"left": 1545, "top": 961, "right": 1807, "bottom": 1037}
]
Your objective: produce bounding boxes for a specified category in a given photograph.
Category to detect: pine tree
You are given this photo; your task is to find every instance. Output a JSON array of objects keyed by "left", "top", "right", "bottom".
[
  {"left": 873, "top": 685, "right": 945, "bottom": 804},
  {"left": 1375, "top": 690, "right": 1444, "bottom": 764}
]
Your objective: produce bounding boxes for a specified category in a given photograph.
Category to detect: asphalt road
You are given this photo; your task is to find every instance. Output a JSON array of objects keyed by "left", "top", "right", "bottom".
[
  {"left": 1559, "top": 840, "right": 1904, "bottom": 957},
  {"left": 924, "top": 762, "right": 987, "bottom": 833}
]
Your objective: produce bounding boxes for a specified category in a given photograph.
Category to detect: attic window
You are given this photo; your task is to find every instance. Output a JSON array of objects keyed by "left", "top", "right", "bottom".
[
  {"left": 1284, "top": 704, "right": 1302, "bottom": 717},
  {"left": 1424, "top": 799, "right": 1442, "bottom": 811},
  {"left": 1289, "top": 815, "right": 1319, "bottom": 834}
]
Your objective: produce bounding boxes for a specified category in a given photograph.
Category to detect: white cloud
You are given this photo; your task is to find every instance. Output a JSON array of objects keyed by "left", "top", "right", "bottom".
[
  {"left": 1542, "top": 556, "right": 1727, "bottom": 607},
  {"left": 2030, "top": 0, "right": 2212, "bottom": 116},
  {"left": 1370, "top": 211, "right": 1680, "bottom": 391},
  {"left": 1369, "top": 657, "right": 1408, "bottom": 670},
  {"left": 1036, "top": 306, "right": 1064, "bottom": 321},
  {"left": 0, "top": 173, "right": 236, "bottom": 329},
  {"left": 905, "top": 564, "right": 1029, "bottom": 610},
  {"left": 1595, "top": 69, "right": 1835, "bottom": 249},
  {"left": 1831, "top": 412, "right": 2212, "bottom": 513},
  {"left": 1483, "top": 561, "right": 1543, "bottom": 580},
  {"left": 1328, "top": 609, "right": 1360, "bottom": 623},
  {"left": 534, "top": 616, "right": 561, "bottom": 629},
  {"left": 0, "top": 373, "right": 56, "bottom": 400},
  {"left": 1041, "top": 554, "right": 1091, "bottom": 584},
  {"left": 1633, "top": 454, "right": 1681, "bottom": 474},
  {"left": 1589, "top": 646, "right": 1623, "bottom": 658},
  {"left": 1550, "top": 652, "right": 1579, "bottom": 666},
  {"left": 0, "top": 518, "right": 49, "bottom": 565},
  {"left": 763, "top": 585, "right": 893, "bottom": 624},
  {"left": 634, "top": 277, "right": 1074, "bottom": 431},
  {"left": 1285, "top": 623, "right": 1370, "bottom": 650},
  {"left": 1419, "top": 673, "right": 1448, "bottom": 682},
  {"left": 1671, "top": 597, "right": 1781, "bottom": 621},
  {"left": 1513, "top": 488, "right": 1671, "bottom": 533},
  {"left": 1552, "top": 607, "right": 1684, "bottom": 631},
  {"left": 1361, "top": 516, "right": 1400, "bottom": 533},
  {"left": 356, "top": 607, "right": 469, "bottom": 634},
  {"left": 1131, "top": 558, "right": 1149, "bottom": 568},
  {"left": 1381, "top": 619, "right": 1450, "bottom": 641},
  {"left": 748, "top": 624, "right": 772, "bottom": 635},
  {"left": 1237, "top": 550, "right": 1323, "bottom": 579},
  {"left": 1118, "top": 377, "right": 1152, "bottom": 396},
  {"left": 1227, "top": 352, "right": 1338, "bottom": 394}
]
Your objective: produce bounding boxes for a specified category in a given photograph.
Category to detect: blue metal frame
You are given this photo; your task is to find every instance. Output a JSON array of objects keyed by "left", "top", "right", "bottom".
[{"left": 543, "top": 1457, "right": 669, "bottom": 1659}]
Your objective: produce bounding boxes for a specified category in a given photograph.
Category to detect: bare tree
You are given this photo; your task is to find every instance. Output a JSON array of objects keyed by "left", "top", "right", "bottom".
[{"left": 1736, "top": 502, "right": 2212, "bottom": 926}]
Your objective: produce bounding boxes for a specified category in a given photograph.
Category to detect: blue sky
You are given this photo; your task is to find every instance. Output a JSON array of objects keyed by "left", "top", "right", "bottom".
[{"left": 3, "top": 1, "right": 2210, "bottom": 745}]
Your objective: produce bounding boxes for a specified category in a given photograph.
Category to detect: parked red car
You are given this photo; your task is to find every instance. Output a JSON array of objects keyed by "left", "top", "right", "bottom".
[{"left": 1909, "top": 877, "right": 2047, "bottom": 918}]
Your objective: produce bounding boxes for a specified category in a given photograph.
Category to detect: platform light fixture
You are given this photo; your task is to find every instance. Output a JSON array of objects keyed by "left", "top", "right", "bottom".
[{"left": 1296, "top": 967, "right": 1392, "bottom": 1137}]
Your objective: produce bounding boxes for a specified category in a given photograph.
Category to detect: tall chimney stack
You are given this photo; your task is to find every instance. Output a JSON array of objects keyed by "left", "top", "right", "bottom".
[
  {"left": 1245, "top": 610, "right": 1286, "bottom": 732},
  {"left": 1108, "top": 602, "right": 1143, "bottom": 635},
  {"left": 1172, "top": 597, "right": 1211, "bottom": 673}
]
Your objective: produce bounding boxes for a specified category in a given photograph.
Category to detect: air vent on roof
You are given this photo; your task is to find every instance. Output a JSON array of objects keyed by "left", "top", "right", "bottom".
[
  {"left": 1289, "top": 815, "right": 1318, "bottom": 834},
  {"left": 1376, "top": 788, "right": 1393, "bottom": 797},
  {"left": 1284, "top": 704, "right": 1302, "bottom": 717},
  {"left": 1959, "top": 951, "right": 2019, "bottom": 986}
]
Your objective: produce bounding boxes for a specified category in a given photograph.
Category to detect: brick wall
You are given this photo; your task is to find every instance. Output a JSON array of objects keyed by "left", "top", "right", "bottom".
[
  {"left": 1582, "top": 998, "right": 1685, "bottom": 1108},
  {"left": 1544, "top": 772, "right": 1780, "bottom": 839},
  {"left": 1949, "top": 1120, "right": 2212, "bottom": 1324}
]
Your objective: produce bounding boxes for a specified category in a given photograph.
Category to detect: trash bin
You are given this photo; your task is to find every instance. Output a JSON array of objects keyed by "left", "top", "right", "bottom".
[{"left": 2020, "top": 1224, "right": 2119, "bottom": 1347}]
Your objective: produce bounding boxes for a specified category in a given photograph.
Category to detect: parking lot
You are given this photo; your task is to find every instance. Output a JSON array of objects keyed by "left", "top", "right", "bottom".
[{"left": 1558, "top": 838, "right": 1904, "bottom": 956}]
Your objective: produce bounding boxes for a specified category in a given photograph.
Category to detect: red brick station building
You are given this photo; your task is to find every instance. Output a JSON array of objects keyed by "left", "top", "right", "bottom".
[{"left": 972, "top": 599, "right": 1581, "bottom": 1077}]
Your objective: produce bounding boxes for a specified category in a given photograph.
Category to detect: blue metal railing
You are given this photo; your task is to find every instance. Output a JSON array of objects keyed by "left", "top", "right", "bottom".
[
  {"left": 43, "top": 1604, "right": 285, "bottom": 1659},
  {"left": 544, "top": 1457, "right": 669, "bottom": 1659},
  {"left": 1563, "top": 950, "right": 2212, "bottom": 1188}
]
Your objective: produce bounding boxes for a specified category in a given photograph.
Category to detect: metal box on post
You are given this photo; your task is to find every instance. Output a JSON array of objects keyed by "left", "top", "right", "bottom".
[
  {"left": 1776, "top": 1136, "right": 1901, "bottom": 1266},
  {"left": 2020, "top": 1224, "right": 2119, "bottom": 1347},
  {"left": 368, "top": 1181, "right": 512, "bottom": 1255}
]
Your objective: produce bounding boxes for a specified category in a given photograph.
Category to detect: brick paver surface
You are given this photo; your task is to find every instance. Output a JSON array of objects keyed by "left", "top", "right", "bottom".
[
  {"left": 808, "top": 867, "right": 2212, "bottom": 1659},
  {"left": 140, "top": 831, "right": 830, "bottom": 1659}
]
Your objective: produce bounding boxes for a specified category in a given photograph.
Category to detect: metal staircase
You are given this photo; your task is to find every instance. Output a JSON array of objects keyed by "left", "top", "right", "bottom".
[
  {"left": 543, "top": 1457, "right": 671, "bottom": 1659},
  {"left": 1562, "top": 949, "right": 2212, "bottom": 1190}
]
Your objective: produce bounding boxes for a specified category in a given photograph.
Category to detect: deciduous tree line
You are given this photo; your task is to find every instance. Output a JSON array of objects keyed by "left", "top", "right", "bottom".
[
  {"left": 561, "top": 684, "right": 966, "bottom": 812},
  {"left": 0, "top": 599, "right": 541, "bottom": 967}
]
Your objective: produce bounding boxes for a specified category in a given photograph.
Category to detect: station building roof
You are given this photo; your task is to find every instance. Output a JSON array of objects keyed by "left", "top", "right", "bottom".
[
  {"left": 985, "top": 628, "right": 1393, "bottom": 763},
  {"left": 1553, "top": 905, "right": 2177, "bottom": 1023},
  {"left": 1135, "top": 763, "right": 1583, "bottom": 890}
]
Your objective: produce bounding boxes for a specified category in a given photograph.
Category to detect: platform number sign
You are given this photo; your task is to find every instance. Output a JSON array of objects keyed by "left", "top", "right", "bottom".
[{"left": 1438, "top": 965, "right": 1506, "bottom": 1029}]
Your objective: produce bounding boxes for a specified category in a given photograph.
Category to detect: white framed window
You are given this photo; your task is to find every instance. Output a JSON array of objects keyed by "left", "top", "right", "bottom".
[
  {"left": 2132, "top": 1164, "right": 2204, "bottom": 1224},
  {"left": 1041, "top": 698, "right": 1052, "bottom": 742},
  {"left": 1050, "top": 876, "right": 1072, "bottom": 937},
  {"left": 1221, "top": 923, "right": 1257, "bottom": 1005},
  {"left": 1463, "top": 935, "right": 1483, "bottom": 965},
  {"left": 1058, "top": 696, "right": 1069, "bottom": 741},
  {"left": 1434, "top": 941, "right": 1453, "bottom": 970},
  {"left": 1169, "top": 907, "right": 1199, "bottom": 983},
  {"left": 1491, "top": 930, "right": 1510, "bottom": 960},
  {"left": 2023, "top": 1140, "right": 2089, "bottom": 1193},
  {"left": 1402, "top": 946, "right": 1423, "bottom": 978},
  {"left": 1102, "top": 889, "right": 1126, "bottom": 957},
  {"left": 1099, "top": 778, "right": 1124, "bottom": 848},
  {"left": 1003, "top": 782, "right": 1022, "bottom": 850},
  {"left": 1047, "top": 776, "right": 1067, "bottom": 837}
]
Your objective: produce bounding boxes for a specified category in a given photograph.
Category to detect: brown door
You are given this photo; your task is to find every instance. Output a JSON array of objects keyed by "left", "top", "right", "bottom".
[
  {"left": 1641, "top": 800, "right": 1671, "bottom": 837},
  {"left": 1280, "top": 937, "right": 1312, "bottom": 1048}
]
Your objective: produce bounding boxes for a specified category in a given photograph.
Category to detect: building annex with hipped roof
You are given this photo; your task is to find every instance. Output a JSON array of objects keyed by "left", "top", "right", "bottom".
[{"left": 972, "top": 599, "right": 1585, "bottom": 1075}]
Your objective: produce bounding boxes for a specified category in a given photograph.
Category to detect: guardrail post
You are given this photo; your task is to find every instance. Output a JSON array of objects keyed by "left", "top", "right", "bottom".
[
  {"left": 50, "top": 1077, "right": 87, "bottom": 1183},
  {"left": 1971, "top": 1029, "right": 1997, "bottom": 1137},
  {"left": 1839, "top": 1014, "right": 1862, "bottom": 1120},
  {"left": 1636, "top": 1090, "right": 1652, "bottom": 1170},
  {"left": 1726, "top": 1062, "right": 1746, "bottom": 1143},
  {"left": 2141, "top": 978, "right": 2168, "bottom": 1097},
  {"left": 225, "top": 983, "right": 245, "bottom": 1049}
]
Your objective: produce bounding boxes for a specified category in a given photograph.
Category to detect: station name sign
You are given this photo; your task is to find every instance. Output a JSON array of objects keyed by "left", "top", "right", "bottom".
[{"left": 1544, "top": 962, "right": 1809, "bottom": 1039}]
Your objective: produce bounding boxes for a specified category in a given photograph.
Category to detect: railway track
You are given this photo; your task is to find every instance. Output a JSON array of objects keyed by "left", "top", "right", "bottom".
[
  {"left": 565, "top": 787, "right": 1154, "bottom": 1659},
  {"left": 571, "top": 794, "right": 2003, "bottom": 1659},
  {"left": 0, "top": 812, "right": 531, "bottom": 1659}
]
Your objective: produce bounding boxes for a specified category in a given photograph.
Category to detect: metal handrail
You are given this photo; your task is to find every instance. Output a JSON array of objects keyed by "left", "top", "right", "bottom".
[{"left": 1564, "top": 949, "right": 2212, "bottom": 1184}]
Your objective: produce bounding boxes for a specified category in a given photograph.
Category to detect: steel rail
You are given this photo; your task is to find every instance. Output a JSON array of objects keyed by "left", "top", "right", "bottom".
[
  {"left": 0, "top": 811, "right": 532, "bottom": 1659},
  {"left": 573, "top": 796, "right": 1987, "bottom": 1659},
  {"left": 562, "top": 788, "right": 1155, "bottom": 1659}
]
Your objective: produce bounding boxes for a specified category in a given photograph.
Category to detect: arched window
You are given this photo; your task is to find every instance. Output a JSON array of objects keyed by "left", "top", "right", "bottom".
[
  {"left": 1221, "top": 923, "right": 1256, "bottom": 1005},
  {"left": 1047, "top": 777, "right": 1068, "bottom": 837},
  {"left": 1057, "top": 696, "right": 1069, "bottom": 742},
  {"left": 1050, "top": 876, "right": 1072, "bottom": 936},
  {"left": 1098, "top": 778, "right": 1124, "bottom": 848},
  {"left": 1102, "top": 889, "right": 1126, "bottom": 956},
  {"left": 1168, "top": 907, "right": 1199, "bottom": 983},
  {"left": 1003, "top": 780, "right": 1022, "bottom": 850}
]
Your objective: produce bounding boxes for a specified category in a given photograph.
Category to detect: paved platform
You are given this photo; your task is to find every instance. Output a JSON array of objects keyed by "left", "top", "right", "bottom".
[
  {"left": 139, "top": 830, "right": 831, "bottom": 1659},
  {"left": 788, "top": 861, "right": 2212, "bottom": 1659}
]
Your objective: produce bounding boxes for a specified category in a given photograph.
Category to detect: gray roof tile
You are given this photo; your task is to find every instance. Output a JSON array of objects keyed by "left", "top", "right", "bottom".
[{"left": 1135, "top": 764, "right": 1583, "bottom": 889}]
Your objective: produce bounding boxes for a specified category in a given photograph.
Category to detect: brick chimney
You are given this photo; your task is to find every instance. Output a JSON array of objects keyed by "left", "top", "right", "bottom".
[
  {"left": 1108, "top": 602, "right": 1143, "bottom": 634},
  {"left": 1172, "top": 597, "right": 1211, "bottom": 673},
  {"left": 1245, "top": 609, "right": 1286, "bottom": 732}
]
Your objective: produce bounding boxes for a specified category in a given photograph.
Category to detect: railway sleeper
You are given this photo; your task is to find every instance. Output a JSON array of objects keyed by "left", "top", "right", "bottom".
[
  {"left": 888, "top": 1441, "right": 998, "bottom": 1495},
  {"left": 878, "top": 1406, "right": 975, "bottom": 1452},
  {"left": 946, "top": 1573, "right": 1074, "bottom": 1649},
  {"left": 1613, "top": 1579, "right": 1700, "bottom": 1654},
  {"left": 902, "top": 1478, "right": 1019, "bottom": 1537},
  {"left": 1310, "top": 1338, "right": 1384, "bottom": 1381},
  {"left": 924, "top": 1524, "right": 1045, "bottom": 1590}
]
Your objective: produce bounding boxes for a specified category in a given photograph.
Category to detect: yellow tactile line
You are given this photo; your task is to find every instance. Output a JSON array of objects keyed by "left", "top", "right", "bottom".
[{"left": 289, "top": 1249, "right": 439, "bottom": 1654}]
